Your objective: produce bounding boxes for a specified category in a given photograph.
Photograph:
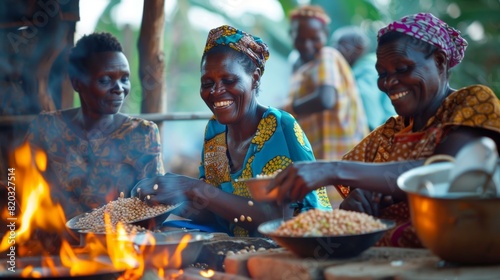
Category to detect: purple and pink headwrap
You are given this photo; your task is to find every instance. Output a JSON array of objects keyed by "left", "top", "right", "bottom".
[{"left": 377, "top": 12, "right": 468, "bottom": 68}]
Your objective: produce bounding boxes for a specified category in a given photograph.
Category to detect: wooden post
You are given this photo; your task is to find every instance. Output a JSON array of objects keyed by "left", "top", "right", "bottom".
[
  {"left": 33, "top": 19, "right": 70, "bottom": 113},
  {"left": 138, "top": 0, "right": 166, "bottom": 116}
]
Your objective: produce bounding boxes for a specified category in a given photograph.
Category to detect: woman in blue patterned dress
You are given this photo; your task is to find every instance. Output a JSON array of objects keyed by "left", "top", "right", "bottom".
[{"left": 133, "top": 25, "right": 331, "bottom": 237}]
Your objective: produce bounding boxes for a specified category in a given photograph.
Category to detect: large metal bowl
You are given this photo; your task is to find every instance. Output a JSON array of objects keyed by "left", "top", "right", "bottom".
[
  {"left": 398, "top": 161, "right": 500, "bottom": 264},
  {"left": 258, "top": 218, "right": 394, "bottom": 259}
]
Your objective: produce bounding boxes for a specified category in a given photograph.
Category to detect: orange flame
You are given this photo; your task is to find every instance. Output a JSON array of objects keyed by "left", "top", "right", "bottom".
[
  {"left": 1, "top": 142, "right": 192, "bottom": 278},
  {"left": 200, "top": 269, "right": 215, "bottom": 278},
  {"left": 137, "top": 231, "right": 192, "bottom": 271},
  {"left": 0, "top": 143, "right": 67, "bottom": 253}
]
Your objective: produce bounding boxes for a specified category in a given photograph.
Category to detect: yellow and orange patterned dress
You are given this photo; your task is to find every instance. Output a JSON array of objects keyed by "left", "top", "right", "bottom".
[{"left": 337, "top": 85, "right": 500, "bottom": 247}]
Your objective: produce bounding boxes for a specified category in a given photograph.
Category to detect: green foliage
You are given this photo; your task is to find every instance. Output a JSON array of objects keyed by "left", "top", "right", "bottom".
[
  {"left": 92, "top": 0, "right": 499, "bottom": 116},
  {"left": 422, "top": 0, "right": 500, "bottom": 98}
]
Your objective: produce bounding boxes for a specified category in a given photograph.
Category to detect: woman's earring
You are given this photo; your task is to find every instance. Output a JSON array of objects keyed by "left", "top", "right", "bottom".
[{"left": 254, "top": 81, "right": 260, "bottom": 89}]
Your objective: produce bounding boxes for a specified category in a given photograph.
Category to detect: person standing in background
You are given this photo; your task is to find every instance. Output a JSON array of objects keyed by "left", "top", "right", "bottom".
[
  {"left": 282, "top": 5, "right": 368, "bottom": 161},
  {"left": 331, "top": 26, "right": 396, "bottom": 131},
  {"left": 281, "top": 5, "right": 368, "bottom": 205}
]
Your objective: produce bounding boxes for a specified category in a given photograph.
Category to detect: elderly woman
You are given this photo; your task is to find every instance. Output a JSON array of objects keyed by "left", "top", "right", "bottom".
[
  {"left": 25, "top": 32, "right": 164, "bottom": 219},
  {"left": 268, "top": 13, "right": 500, "bottom": 247},
  {"left": 133, "top": 25, "right": 331, "bottom": 237},
  {"left": 282, "top": 5, "right": 368, "bottom": 161}
]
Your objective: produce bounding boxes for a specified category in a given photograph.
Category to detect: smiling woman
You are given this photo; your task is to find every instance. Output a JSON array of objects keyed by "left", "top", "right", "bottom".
[
  {"left": 267, "top": 12, "right": 500, "bottom": 248},
  {"left": 132, "top": 25, "right": 331, "bottom": 237},
  {"left": 25, "top": 32, "right": 165, "bottom": 220}
]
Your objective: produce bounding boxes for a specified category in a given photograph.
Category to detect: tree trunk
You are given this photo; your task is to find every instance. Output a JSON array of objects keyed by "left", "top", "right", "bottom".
[{"left": 138, "top": 0, "right": 166, "bottom": 115}]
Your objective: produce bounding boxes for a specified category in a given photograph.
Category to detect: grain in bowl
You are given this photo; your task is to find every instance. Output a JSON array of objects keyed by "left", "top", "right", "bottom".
[
  {"left": 274, "top": 209, "right": 388, "bottom": 237},
  {"left": 72, "top": 197, "right": 176, "bottom": 231}
]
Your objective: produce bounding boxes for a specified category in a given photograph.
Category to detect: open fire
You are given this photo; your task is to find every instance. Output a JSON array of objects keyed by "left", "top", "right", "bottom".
[{"left": 0, "top": 142, "right": 213, "bottom": 279}]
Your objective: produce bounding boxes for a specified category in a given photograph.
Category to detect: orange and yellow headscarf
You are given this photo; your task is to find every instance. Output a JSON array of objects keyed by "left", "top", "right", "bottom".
[{"left": 203, "top": 25, "right": 270, "bottom": 74}]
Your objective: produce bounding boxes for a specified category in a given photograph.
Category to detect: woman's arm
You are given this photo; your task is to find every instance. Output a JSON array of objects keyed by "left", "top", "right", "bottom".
[
  {"left": 133, "top": 173, "right": 283, "bottom": 232},
  {"left": 187, "top": 182, "right": 283, "bottom": 231},
  {"left": 270, "top": 159, "right": 423, "bottom": 204},
  {"left": 292, "top": 85, "right": 337, "bottom": 115},
  {"left": 270, "top": 126, "right": 500, "bottom": 204}
]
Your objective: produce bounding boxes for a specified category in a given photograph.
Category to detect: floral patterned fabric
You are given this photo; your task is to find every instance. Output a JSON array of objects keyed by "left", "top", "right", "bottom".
[
  {"left": 25, "top": 110, "right": 165, "bottom": 219},
  {"left": 199, "top": 107, "right": 332, "bottom": 237},
  {"left": 337, "top": 85, "right": 500, "bottom": 247}
]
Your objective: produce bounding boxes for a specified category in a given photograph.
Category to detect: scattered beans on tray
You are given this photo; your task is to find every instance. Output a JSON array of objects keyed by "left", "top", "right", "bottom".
[
  {"left": 274, "top": 209, "right": 387, "bottom": 237},
  {"left": 73, "top": 197, "right": 176, "bottom": 230}
]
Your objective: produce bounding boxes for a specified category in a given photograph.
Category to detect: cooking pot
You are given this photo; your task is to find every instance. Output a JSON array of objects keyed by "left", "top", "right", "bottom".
[{"left": 397, "top": 161, "right": 500, "bottom": 264}]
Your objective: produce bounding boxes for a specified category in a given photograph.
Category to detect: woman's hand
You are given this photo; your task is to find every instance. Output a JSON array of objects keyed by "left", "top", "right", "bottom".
[
  {"left": 339, "top": 189, "right": 394, "bottom": 216},
  {"left": 131, "top": 173, "right": 199, "bottom": 206},
  {"left": 267, "top": 162, "right": 331, "bottom": 204}
]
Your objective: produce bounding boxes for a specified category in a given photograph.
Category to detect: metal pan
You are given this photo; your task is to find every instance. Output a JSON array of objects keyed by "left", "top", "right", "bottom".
[
  {"left": 0, "top": 255, "right": 125, "bottom": 279},
  {"left": 65, "top": 202, "right": 184, "bottom": 232},
  {"left": 133, "top": 231, "right": 213, "bottom": 269}
]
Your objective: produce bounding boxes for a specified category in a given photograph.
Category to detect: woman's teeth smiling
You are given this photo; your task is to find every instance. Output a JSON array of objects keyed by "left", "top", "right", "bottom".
[
  {"left": 390, "top": 91, "right": 409, "bottom": 101},
  {"left": 214, "top": 100, "right": 233, "bottom": 108}
]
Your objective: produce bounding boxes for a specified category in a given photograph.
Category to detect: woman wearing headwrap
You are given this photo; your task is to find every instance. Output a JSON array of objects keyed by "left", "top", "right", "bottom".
[
  {"left": 283, "top": 5, "right": 369, "bottom": 161},
  {"left": 133, "top": 25, "right": 331, "bottom": 237},
  {"left": 267, "top": 13, "right": 500, "bottom": 247}
]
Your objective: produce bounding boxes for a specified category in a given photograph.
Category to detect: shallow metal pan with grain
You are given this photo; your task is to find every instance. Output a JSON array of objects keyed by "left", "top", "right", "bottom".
[{"left": 65, "top": 202, "right": 184, "bottom": 232}]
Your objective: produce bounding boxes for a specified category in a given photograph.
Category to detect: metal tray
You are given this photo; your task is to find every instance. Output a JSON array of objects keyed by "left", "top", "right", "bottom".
[{"left": 66, "top": 202, "right": 184, "bottom": 231}]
